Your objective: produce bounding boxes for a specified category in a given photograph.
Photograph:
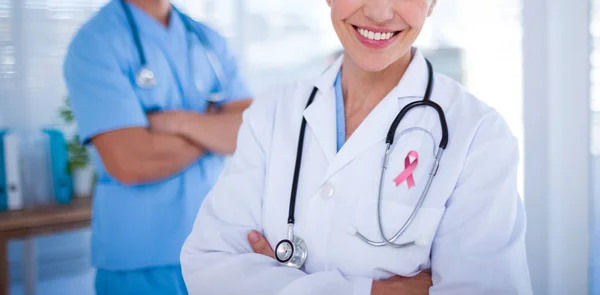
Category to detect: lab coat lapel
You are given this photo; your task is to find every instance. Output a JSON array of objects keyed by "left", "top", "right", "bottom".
[
  {"left": 322, "top": 49, "right": 431, "bottom": 181},
  {"left": 303, "top": 55, "right": 344, "bottom": 163}
]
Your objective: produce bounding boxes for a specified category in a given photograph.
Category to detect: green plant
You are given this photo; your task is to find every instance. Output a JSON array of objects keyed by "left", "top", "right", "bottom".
[
  {"left": 67, "top": 134, "right": 90, "bottom": 173},
  {"left": 59, "top": 98, "right": 90, "bottom": 174}
]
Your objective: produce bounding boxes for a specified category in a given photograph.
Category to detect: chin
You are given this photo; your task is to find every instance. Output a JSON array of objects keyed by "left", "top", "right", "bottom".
[{"left": 347, "top": 52, "right": 404, "bottom": 73}]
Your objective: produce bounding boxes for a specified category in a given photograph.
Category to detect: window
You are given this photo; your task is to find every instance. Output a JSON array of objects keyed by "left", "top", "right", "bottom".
[
  {"left": 175, "top": 0, "right": 341, "bottom": 94},
  {"left": 174, "top": 0, "right": 236, "bottom": 38},
  {"left": 0, "top": 0, "right": 12, "bottom": 77},
  {"left": 0, "top": 0, "right": 12, "bottom": 127},
  {"left": 237, "top": 0, "right": 339, "bottom": 93},
  {"left": 19, "top": 0, "right": 108, "bottom": 128},
  {"left": 3, "top": 0, "right": 108, "bottom": 287}
]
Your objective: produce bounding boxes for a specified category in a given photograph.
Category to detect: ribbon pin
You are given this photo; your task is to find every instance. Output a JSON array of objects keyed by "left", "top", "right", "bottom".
[{"left": 393, "top": 150, "right": 419, "bottom": 189}]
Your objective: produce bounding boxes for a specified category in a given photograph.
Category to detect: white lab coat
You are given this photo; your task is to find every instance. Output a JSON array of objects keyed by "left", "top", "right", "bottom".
[{"left": 181, "top": 50, "right": 533, "bottom": 295}]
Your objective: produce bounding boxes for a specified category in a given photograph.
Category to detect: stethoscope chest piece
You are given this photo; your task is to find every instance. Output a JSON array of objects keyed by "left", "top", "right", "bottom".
[
  {"left": 136, "top": 67, "right": 157, "bottom": 88},
  {"left": 206, "top": 92, "right": 223, "bottom": 104},
  {"left": 274, "top": 60, "right": 444, "bottom": 268},
  {"left": 275, "top": 235, "right": 307, "bottom": 268}
]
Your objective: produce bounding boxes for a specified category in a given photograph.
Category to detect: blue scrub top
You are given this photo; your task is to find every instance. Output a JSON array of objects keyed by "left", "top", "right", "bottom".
[
  {"left": 334, "top": 70, "right": 345, "bottom": 152},
  {"left": 63, "top": 0, "right": 251, "bottom": 270}
]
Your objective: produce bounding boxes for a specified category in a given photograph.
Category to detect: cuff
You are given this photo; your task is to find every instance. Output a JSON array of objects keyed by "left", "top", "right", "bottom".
[{"left": 350, "top": 276, "right": 373, "bottom": 295}]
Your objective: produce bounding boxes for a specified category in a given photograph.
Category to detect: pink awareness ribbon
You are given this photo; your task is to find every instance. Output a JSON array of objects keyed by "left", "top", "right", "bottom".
[{"left": 393, "top": 150, "right": 419, "bottom": 189}]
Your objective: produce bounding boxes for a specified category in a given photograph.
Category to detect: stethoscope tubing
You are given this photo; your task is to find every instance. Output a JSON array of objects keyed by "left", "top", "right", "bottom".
[
  {"left": 279, "top": 58, "right": 449, "bottom": 259},
  {"left": 119, "top": 0, "right": 226, "bottom": 102}
]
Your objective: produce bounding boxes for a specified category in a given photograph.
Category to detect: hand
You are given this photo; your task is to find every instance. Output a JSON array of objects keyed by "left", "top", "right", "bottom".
[
  {"left": 248, "top": 229, "right": 431, "bottom": 294},
  {"left": 371, "top": 272, "right": 432, "bottom": 295},
  {"left": 247, "top": 230, "right": 275, "bottom": 259},
  {"left": 147, "top": 111, "right": 189, "bottom": 135}
]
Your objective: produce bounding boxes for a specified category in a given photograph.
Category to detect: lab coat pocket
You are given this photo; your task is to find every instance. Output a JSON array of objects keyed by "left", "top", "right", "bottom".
[{"left": 345, "top": 198, "right": 445, "bottom": 278}]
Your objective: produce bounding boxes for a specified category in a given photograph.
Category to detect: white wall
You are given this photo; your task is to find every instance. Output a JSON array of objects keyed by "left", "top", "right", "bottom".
[{"left": 523, "top": 0, "right": 592, "bottom": 294}]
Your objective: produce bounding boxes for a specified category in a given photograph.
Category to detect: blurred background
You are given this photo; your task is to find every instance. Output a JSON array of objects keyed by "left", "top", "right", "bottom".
[{"left": 0, "top": 0, "right": 597, "bottom": 294}]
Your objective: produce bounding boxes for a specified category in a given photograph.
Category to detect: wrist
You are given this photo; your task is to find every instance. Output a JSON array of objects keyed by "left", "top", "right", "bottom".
[
  {"left": 175, "top": 111, "right": 200, "bottom": 137},
  {"left": 370, "top": 281, "right": 380, "bottom": 295}
]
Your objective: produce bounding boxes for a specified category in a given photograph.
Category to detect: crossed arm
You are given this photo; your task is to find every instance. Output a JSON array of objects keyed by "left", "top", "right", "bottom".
[
  {"left": 246, "top": 230, "right": 432, "bottom": 295},
  {"left": 178, "top": 95, "right": 432, "bottom": 295},
  {"left": 92, "top": 100, "right": 252, "bottom": 185}
]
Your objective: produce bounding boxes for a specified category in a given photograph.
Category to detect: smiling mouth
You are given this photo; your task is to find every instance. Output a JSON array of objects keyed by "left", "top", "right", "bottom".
[{"left": 352, "top": 25, "right": 402, "bottom": 41}]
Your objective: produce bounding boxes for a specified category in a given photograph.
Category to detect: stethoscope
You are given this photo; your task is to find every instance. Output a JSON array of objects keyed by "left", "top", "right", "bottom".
[
  {"left": 120, "top": 0, "right": 227, "bottom": 104},
  {"left": 274, "top": 59, "right": 449, "bottom": 269}
]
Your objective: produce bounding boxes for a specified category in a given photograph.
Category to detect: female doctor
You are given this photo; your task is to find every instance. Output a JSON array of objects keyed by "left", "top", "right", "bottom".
[{"left": 181, "top": 0, "right": 532, "bottom": 294}]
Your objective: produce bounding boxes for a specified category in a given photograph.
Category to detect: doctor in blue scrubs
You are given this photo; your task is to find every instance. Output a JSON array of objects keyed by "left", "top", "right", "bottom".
[{"left": 63, "top": 0, "right": 252, "bottom": 294}]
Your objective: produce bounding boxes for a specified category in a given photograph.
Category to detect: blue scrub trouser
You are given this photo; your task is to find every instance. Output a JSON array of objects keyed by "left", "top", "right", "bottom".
[{"left": 95, "top": 265, "right": 188, "bottom": 295}]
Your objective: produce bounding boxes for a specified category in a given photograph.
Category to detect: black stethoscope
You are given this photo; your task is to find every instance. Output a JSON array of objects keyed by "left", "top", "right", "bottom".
[
  {"left": 120, "top": 0, "right": 227, "bottom": 103},
  {"left": 274, "top": 59, "right": 449, "bottom": 268}
]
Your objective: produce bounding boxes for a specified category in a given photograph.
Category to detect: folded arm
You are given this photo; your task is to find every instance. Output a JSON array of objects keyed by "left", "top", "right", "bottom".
[
  {"left": 246, "top": 230, "right": 432, "bottom": 295},
  {"left": 180, "top": 90, "right": 372, "bottom": 295},
  {"left": 148, "top": 100, "right": 252, "bottom": 155},
  {"left": 91, "top": 128, "right": 203, "bottom": 185},
  {"left": 64, "top": 31, "right": 205, "bottom": 185},
  {"left": 159, "top": 22, "right": 254, "bottom": 155},
  {"left": 105, "top": 99, "right": 251, "bottom": 184}
]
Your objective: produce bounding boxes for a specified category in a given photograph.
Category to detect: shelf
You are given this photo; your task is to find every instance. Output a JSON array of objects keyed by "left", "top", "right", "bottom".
[{"left": 0, "top": 197, "right": 92, "bottom": 239}]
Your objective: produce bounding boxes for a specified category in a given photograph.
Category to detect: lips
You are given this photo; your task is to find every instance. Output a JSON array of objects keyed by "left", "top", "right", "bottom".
[
  {"left": 352, "top": 25, "right": 402, "bottom": 49},
  {"left": 354, "top": 26, "right": 399, "bottom": 41}
]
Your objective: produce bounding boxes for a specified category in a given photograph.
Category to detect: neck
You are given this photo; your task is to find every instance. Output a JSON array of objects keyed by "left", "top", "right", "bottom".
[
  {"left": 341, "top": 50, "right": 413, "bottom": 113},
  {"left": 126, "top": 0, "right": 171, "bottom": 27}
]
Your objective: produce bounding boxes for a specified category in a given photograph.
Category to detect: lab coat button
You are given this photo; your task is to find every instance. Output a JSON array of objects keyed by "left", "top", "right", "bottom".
[{"left": 320, "top": 183, "right": 334, "bottom": 199}]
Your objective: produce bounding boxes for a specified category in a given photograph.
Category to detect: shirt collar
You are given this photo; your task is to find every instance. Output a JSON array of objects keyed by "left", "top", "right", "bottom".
[{"left": 113, "top": 0, "right": 186, "bottom": 43}]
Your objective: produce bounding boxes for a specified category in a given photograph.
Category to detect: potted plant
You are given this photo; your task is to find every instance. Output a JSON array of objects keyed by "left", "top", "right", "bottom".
[{"left": 59, "top": 98, "right": 95, "bottom": 198}]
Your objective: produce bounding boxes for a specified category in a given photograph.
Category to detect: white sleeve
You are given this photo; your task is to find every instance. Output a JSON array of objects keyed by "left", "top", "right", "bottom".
[
  {"left": 180, "top": 89, "right": 373, "bottom": 295},
  {"left": 429, "top": 114, "right": 533, "bottom": 295}
]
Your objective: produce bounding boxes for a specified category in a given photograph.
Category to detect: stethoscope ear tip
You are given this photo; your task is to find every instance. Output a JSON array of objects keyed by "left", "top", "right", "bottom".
[{"left": 414, "top": 237, "right": 429, "bottom": 246}]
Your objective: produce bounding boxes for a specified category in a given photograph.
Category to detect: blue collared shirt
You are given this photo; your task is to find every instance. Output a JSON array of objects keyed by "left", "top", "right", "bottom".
[
  {"left": 334, "top": 70, "right": 345, "bottom": 152},
  {"left": 63, "top": 0, "right": 251, "bottom": 270}
]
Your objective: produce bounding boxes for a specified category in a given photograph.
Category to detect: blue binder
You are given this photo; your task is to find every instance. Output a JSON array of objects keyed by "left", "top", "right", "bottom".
[
  {"left": 0, "top": 129, "right": 8, "bottom": 211},
  {"left": 42, "top": 129, "right": 73, "bottom": 204}
]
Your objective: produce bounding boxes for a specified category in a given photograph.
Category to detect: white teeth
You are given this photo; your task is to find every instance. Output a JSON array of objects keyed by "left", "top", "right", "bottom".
[
  {"left": 360, "top": 28, "right": 368, "bottom": 37},
  {"left": 357, "top": 27, "right": 395, "bottom": 41}
]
